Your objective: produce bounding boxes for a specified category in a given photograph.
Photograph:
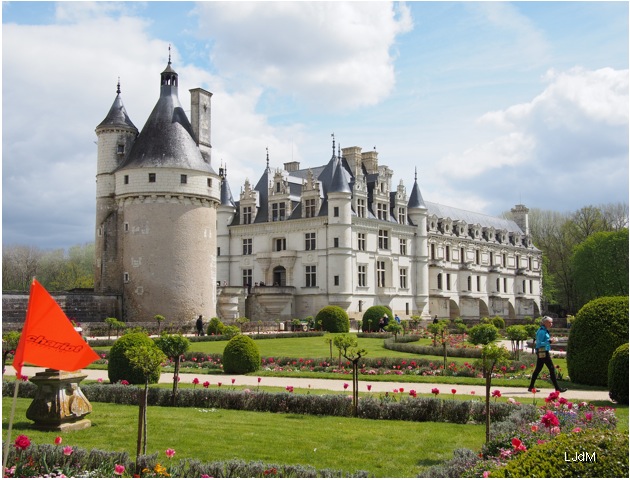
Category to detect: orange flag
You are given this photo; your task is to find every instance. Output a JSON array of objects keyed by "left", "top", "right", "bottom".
[{"left": 12, "top": 279, "right": 100, "bottom": 377}]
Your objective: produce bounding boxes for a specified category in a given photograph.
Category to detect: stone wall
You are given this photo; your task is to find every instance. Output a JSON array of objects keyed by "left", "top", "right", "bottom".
[{"left": 2, "top": 290, "right": 121, "bottom": 331}]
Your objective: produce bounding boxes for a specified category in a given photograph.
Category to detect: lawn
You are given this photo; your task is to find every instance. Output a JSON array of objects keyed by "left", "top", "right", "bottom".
[{"left": 2, "top": 397, "right": 484, "bottom": 478}]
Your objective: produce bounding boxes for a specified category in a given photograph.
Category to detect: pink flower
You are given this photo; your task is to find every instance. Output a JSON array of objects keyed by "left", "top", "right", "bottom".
[
  {"left": 63, "top": 446, "right": 73, "bottom": 456},
  {"left": 165, "top": 448, "right": 176, "bottom": 458},
  {"left": 97, "top": 378, "right": 103, "bottom": 383},
  {"left": 54, "top": 436, "right": 63, "bottom": 445},
  {"left": 367, "top": 384, "right": 372, "bottom": 391},
  {"left": 285, "top": 386, "right": 294, "bottom": 393},
  {"left": 551, "top": 426, "right": 561, "bottom": 435},
  {"left": 343, "top": 383, "right": 349, "bottom": 390},
  {"left": 470, "top": 390, "right": 475, "bottom": 395},
  {"left": 114, "top": 464, "right": 125, "bottom": 476},
  {"left": 409, "top": 389, "right": 417, "bottom": 398},
  {"left": 531, "top": 425, "right": 539, "bottom": 432},
  {"left": 393, "top": 389, "right": 399, "bottom": 394},
  {"left": 14, "top": 434, "right": 30, "bottom": 450},
  {"left": 483, "top": 471, "right": 490, "bottom": 478},
  {"left": 431, "top": 388, "right": 439, "bottom": 396},
  {"left": 20, "top": 375, "right": 28, "bottom": 382},
  {"left": 201, "top": 475, "right": 211, "bottom": 478},
  {"left": 203, "top": 381, "right": 210, "bottom": 388},
  {"left": 572, "top": 427, "right": 582, "bottom": 433},
  {"left": 585, "top": 412, "right": 593, "bottom": 422},
  {"left": 120, "top": 380, "right": 129, "bottom": 385}
]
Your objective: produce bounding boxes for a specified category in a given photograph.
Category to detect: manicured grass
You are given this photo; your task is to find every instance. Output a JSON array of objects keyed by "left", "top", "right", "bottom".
[{"left": 2, "top": 397, "right": 484, "bottom": 478}]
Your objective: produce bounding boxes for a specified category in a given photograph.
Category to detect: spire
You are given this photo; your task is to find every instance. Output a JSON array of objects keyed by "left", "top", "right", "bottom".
[
  {"left": 116, "top": 77, "right": 121, "bottom": 95},
  {"left": 161, "top": 45, "right": 178, "bottom": 88},
  {"left": 95, "top": 77, "right": 137, "bottom": 132},
  {"left": 266, "top": 147, "right": 271, "bottom": 171},
  {"left": 408, "top": 168, "right": 426, "bottom": 209},
  {"left": 331, "top": 133, "right": 336, "bottom": 157}
]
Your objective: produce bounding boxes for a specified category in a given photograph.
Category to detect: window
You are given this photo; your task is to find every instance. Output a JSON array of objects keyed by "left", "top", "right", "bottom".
[
  {"left": 124, "top": 223, "right": 129, "bottom": 232},
  {"left": 359, "top": 300, "right": 363, "bottom": 313},
  {"left": 207, "top": 178, "right": 212, "bottom": 188},
  {"left": 477, "top": 276, "right": 481, "bottom": 291},
  {"left": 180, "top": 174, "right": 187, "bottom": 184},
  {"left": 276, "top": 182, "right": 281, "bottom": 193},
  {"left": 460, "top": 247, "right": 465, "bottom": 263},
  {"left": 377, "top": 202, "right": 388, "bottom": 220},
  {"left": 334, "top": 275, "right": 339, "bottom": 286},
  {"left": 490, "top": 252, "right": 494, "bottom": 265},
  {"left": 504, "top": 278, "right": 508, "bottom": 292},
  {"left": 398, "top": 207, "right": 406, "bottom": 224},
  {"left": 305, "top": 265, "right": 317, "bottom": 287},
  {"left": 148, "top": 173, "right": 156, "bottom": 183},
  {"left": 123, "top": 272, "right": 129, "bottom": 283},
  {"left": 529, "top": 279, "right": 533, "bottom": 293},
  {"left": 496, "top": 278, "right": 500, "bottom": 292},
  {"left": 475, "top": 249, "right": 480, "bottom": 264},
  {"left": 305, "top": 232, "right": 316, "bottom": 251},
  {"left": 242, "top": 269, "right": 252, "bottom": 287},
  {"left": 357, "top": 198, "right": 366, "bottom": 218},
  {"left": 430, "top": 243, "right": 436, "bottom": 259},
  {"left": 446, "top": 273, "right": 451, "bottom": 290},
  {"left": 242, "top": 206, "right": 252, "bottom": 225},
  {"left": 399, "top": 238, "right": 407, "bottom": 256},
  {"left": 117, "top": 144, "right": 125, "bottom": 155},
  {"left": 274, "top": 238, "right": 286, "bottom": 251},
  {"left": 333, "top": 206, "right": 339, "bottom": 217},
  {"left": 446, "top": 246, "right": 451, "bottom": 262},
  {"left": 242, "top": 238, "right": 252, "bottom": 255},
  {"left": 272, "top": 202, "right": 286, "bottom": 221},
  {"left": 304, "top": 198, "right": 316, "bottom": 218},
  {"left": 522, "top": 280, "right": 526, "bottom": 293},
  {"left": 503, "top": 253, "right": 507, "bottom": 266},
  {"left": 97, "top": 227, "right": 103, "bottom": 237},
  {"left": 357, "top": 233, "right": 366, "bottom": 251},
  {"left": 529, "top": 257, "right": 533, "bottom": 270},
  {"left": 437, "top": 273, "right": 442, "bottom": 290},
  {"left": 399, "top": 268, "right": 407, "bottom": 289},
  {"left": 217, "top": 247, "right": 220, "bottom": 256},
  {"left": 378, "top": 229, "right": 389, "bottom": 250},
  {"left": 377, "top": 261, "right": 386, "bottom": 287},
  {"left": 467, "top": 276, "right": 472, "bottom": 291},
  {"left": 333, "top": 237, "right": 339, "bottom": 248},
  {"left": 358, "top": 265, "right": 367, "bottom": 287},
  {"left": 124, "top": 175, "right": 129, "bottom": 184}
]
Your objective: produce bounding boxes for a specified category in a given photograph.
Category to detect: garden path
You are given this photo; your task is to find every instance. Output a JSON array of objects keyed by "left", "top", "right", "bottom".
[{"left": 7, "top": 366, "right": 611, "bottom": 402}]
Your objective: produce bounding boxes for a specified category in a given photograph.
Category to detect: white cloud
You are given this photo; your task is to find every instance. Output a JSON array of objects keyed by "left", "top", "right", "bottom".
[{"left": 193, "top": 1, "right": 412, "bottom": 110}]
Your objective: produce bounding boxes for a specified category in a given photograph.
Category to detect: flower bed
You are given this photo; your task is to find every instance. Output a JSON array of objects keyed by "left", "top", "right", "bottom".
[{"left": 3, "top": 380, "right": 530, "bottom": 425}]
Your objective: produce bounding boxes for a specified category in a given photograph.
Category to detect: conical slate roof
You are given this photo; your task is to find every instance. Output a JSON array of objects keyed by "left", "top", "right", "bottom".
[
  {"left": 118, "top": 62, "right": 213, "bottom": 173},
  {"left": 96, "top": 82, "right": 137, "bottom": 132},
  {"left": 408, "top": 173, "right": 426, "bottom": 209}
]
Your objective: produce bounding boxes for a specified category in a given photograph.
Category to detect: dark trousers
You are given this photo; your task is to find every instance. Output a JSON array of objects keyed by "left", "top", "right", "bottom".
[{"left": 529, "top": 350, "right": 560, "bottom": 390}]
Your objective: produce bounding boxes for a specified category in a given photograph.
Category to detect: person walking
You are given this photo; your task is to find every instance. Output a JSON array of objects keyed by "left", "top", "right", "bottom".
[
  {"left": 196, "top": 315, "right": 204, "bottom": 336},
  {"left": 528, "top": 316, "right": 567, "bottom": 393}
]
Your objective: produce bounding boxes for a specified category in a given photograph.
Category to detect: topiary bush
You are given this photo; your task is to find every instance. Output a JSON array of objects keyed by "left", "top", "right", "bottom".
[
  {"left": 361, "top": 305, "right": 393, "bottom": 332},
  {"left": 316, "top": 306, "right": 350, "bottom": 333},
  {"left": 108, "top": 332, "right": 162, "bottom": 384},
  {"left": 608, "top": 342, "right": 628, "bottom": 404},
  {"left": 492, "top": 429, "right": 629, "bottom": 478},
  {"left": 567, "top": 296, "right": 629, "bottom": 386},
  {"left": 222, "top": 335, "right": 261, "bottom": 374},
  {"left": 207, "top": 317, "right": 225, "bottom": 335},
  {"left": 490, "top": 315, "right": 505, "bottom": 330}
]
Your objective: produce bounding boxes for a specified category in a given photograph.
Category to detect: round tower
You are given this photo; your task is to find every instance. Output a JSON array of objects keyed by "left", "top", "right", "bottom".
[
  {"left": 407, "top": 169, "right": 430, "bottom": 318},
  {"left": 94, "top": 80, "right": 138, "bottom": 293},
  {"left": 114, "top": 56, "right": 221, "bottom": 323}
]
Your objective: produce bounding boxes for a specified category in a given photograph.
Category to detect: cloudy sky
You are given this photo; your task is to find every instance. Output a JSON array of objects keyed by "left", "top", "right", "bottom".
[{"left": 2, "top": 1, "right": 628, "bottom": 250}]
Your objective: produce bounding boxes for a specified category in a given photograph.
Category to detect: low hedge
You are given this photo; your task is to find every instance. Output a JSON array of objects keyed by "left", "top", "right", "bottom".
[
  {"left": 4, "top": 381, "right": 530, "bottom": 425},
  {"left": 384, "top": 336, "right": 482, "bottom": 358}
]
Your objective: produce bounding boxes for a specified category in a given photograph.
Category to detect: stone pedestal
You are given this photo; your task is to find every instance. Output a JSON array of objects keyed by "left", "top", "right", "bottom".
[{"left": 25, "top": 369, "right": 93, "bottom": 431}]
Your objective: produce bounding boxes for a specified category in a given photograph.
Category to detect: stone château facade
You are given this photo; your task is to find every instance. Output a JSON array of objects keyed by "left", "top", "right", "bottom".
[{"left": 95, "top": 55, "right": 542, "bottom": 324}]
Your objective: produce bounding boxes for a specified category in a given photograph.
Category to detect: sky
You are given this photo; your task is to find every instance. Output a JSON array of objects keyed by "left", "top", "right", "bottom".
[{"left": 2, "top": 1, "right": 628, "bottom": 251}]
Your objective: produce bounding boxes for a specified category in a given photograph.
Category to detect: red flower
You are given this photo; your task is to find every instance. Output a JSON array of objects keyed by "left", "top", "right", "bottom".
[
  {"left": 343, "top": 383, "right": 349, "bottom": 390},
  {"left": 120, "top": 380, "right": 129, "bottom": 385},
  {"left": 14, "top": 435, "right": 30, "bottom": 450},
  {"left": 399, "top": 387, "right": 404, "bottom": 393},
  {"left": 431, "top": 388, "right": 440, "bottom": 396},
  {"left": 409, "top": 389, "right": 417, "bottom": 398},
  {"left": 203, "top": 381, "right": 210, "bottom": 388},
  {"left": 511, "top": 438, "right": 527, "bottom": 452},
  {"left": 114, "top": 464, "right": 125, "bottom": 476},
  {"left": 217, "top": 382, "right": 222, "bottom": 387},
  {"left": 192, "top": 378, "right": 200, "bottom": 386},
  {"left": 492, "top": 390, "right": 502, "bottom": 398},
  {"left": 231, "top": 378, "right": 236, "bottom": 385},
  {"left": 54, "top": 436, "right": 63, "bottom": 445},
  {"left": 451, "top": 389, "right": 457, "bottom": 395},
  {"left": 541, "top": 410, "right": 559, "bottom": 428},
  {"left": 367, "top": 385, "right": 372, "bottom": 392}
]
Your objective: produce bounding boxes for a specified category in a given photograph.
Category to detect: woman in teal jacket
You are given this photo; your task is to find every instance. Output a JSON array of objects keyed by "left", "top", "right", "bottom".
[{"left": 528, "top": 316, "right": 567, "bottom": 393}]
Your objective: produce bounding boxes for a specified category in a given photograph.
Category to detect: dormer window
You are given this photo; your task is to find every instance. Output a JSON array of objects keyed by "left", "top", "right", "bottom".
[
  {"left": 272, "top": 202, "right": 286, "bottom": 221},
  {"left": 117, "top": 144, "right": 125, "bottom": 155}
]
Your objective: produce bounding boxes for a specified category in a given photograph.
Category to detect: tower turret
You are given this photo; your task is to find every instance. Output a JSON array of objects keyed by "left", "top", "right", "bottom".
[{"left": 408, "top": 169, "right": 430, "bottom": 318}]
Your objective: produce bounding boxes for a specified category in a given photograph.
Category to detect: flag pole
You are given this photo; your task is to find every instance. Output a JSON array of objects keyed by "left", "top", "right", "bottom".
[{"left": 2, "top": 378, "right": 20, "bottom": 470}]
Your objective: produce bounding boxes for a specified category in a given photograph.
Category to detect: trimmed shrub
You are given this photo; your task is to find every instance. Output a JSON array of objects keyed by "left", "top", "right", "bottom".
[
  {"left": 490, "top": 315, "right": 505, "bottom": 330},
  {"left": 316, "top": 306, "right": 350, "bottom": 333},
  {"left": 567, "top": 296, "right": 629, "bottom": 386},
  {"left": 492, "top": 429, "right": 629, "bottom": 478},
  {"left": 608, "top": 342, "right": 629, "bottom": 404},
  {"left": 361, "top": 306, "right": 393, "bottom": 332},
  {"left": 223, "top": 335, "right": 261, "bottom": 374},
  {"left": 207, "top": 317, "right": 225, "bottom": 335},
  {"left": 467, "top": 323, "right": 499, "bottom": 346},
  {"left": 108, "top": 332, "right": 161, "bottom": 384}
]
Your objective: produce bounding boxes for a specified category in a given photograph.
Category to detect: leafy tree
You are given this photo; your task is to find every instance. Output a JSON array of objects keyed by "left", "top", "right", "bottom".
[
  {"left": 124, "top": 344, "right": 167, "bottom": 462},
  {"left": 154, "top": 333, "right": 190, "bottom": 406},
  {"left": 428, "top": 319, "right": 450, "bottom": 368},
  {"left": 2, "top": 331, "right": 21, "bottom": 374},
  {"left": 333, "top": 334, "right": 367, "bottom": 417},
  {"left": 154, "top": 315, "right": 164, "bottom": 334},
  {"left": 384, "top": 321, "right": 403, "bottom": 341},
  {"left": 571, "top": 229, "right": 629, "bottom": 308},
  {"left": 505, "top": 325, "right": 529, "bottom": 360},
  {"left": 104, "top": 317, "right": 126, "bottom": 339},
  {"left": 467, "top": 323, "right": 498, "bottom": 346}
]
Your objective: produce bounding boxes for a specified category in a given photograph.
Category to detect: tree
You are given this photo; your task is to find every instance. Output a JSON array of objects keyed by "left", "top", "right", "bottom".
[
  {"left": 505, "top": 325, "right": 529, "bottom": 360},
  {"left": 154, "top": 333, "right": 190, "bottom": 406},
  {"left": 154, "top": 315, "right": 164, "bottom": 334},
  {"left": 2, "top": 331, "right": 21, "bottom": 374},
  {"left": 385, "top": 321, "right": 403, "bottom": 342},
  {"left": 427, "top": 319, "right": 450, "bottom": 368},
  {"left": 333, "top": 334, "right": 367, "bottom": 417},
  {"left": 124, "top": 344, "right": 167, "bottom": 466},
  {"left": 571, "top": 229, "right": 629, "bottom": 308},
  {"left": 104, "top": 317, "right": 126, "bottom": 339}
]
